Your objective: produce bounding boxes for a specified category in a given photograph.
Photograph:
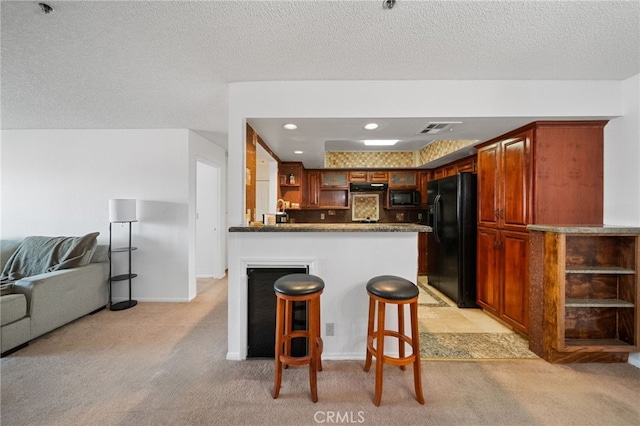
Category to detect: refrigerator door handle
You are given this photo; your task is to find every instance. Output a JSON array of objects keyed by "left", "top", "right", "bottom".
[{"left": 433, "top": 194, "right": 442, "bottom": 243}]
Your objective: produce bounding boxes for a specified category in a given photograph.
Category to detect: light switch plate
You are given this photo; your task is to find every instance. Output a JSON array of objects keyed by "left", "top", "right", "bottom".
[{"left": 326, "top": 323, "right": 334, "bottom": 336}]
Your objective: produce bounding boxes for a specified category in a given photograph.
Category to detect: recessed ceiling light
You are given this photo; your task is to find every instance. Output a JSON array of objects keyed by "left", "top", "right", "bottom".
[
  {"left": 364, "top": 123, "right": 379, "bottom": 130},
  {"left": 363, "top": 139, "right": 398, "bottom": 146},
  {"left": 294, "top": 150, "right": 303, "bottom": 154},
  {"left": 283, "top": 123, "right": 297, "bottom": 130}
]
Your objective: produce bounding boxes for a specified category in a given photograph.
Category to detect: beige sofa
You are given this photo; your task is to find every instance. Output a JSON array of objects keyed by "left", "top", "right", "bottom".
[{"left": 1, "top": 235, "right": 109, "bottom": 355}]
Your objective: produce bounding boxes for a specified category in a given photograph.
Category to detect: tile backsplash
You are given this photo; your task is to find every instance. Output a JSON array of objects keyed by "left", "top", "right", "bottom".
[
  {"left": 417, "top": 140, "right": 478, "bottom": 165},
  {"left": 324, "top": 139, "right": 477, "bottom": 168},
  {"left": 325, "top": 151, "right": 415, "bottom": 168}
]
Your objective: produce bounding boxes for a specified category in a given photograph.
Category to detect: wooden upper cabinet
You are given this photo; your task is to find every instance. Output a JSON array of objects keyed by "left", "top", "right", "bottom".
[
  {"left": 389, "top": 171, "right": 417, "bottom": 188},
  {"left": 348, "top": 171, "right": 368, "bottom": 182},
  {"left": 304, "top": 170, "right": 320, "bottom": 208},
  {"left": 321, "top": 171, "right": 348, "bottom": 187},
  {"left": 429, "top": 156, "right": 477, "bottom": 181},
  {"left": 349, "top": 170, "right": 388, "bottom": 182},
  {"left": 501, "top": 132, "right": 530, "bottom": 231},
  {"left": 478, "top": 122, "right": 605, "bottom": 230},
  {"left": 368, "top": 171, "right": 389, "bottom": 182},
  {"left": 456, "top": 157, "right": 476, "bottom": 173},
  {"left": 531, "top": 123, "right": 604, "bottom": 224},
  {"left": 476, "top": 131, "right": 530, "bottom": 232},
  {"left": 477, "top": 142, "right": 501, "bottom": 228}
]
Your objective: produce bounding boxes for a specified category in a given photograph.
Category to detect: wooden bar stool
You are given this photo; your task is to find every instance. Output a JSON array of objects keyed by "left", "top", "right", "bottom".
[
  {"left": 364, "top": 275, "right": 424, "bottom": 406},
  {"left": 273, "top": 273, "right": 324, "bottom": 402}
]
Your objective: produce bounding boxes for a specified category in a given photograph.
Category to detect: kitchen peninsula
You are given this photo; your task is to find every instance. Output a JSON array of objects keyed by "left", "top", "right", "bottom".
[{"left": 227, "top": 223, "right": 430, "bottom": 360}]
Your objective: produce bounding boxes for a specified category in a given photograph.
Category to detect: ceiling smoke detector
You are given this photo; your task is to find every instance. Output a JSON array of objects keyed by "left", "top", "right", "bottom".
[{"left": 417, "top": 122, "right": 462, "bottom": 135}]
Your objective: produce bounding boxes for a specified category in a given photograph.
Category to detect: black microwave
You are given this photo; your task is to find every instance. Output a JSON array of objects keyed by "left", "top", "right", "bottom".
[{"left": 389, "top": 190, "right": 421, "bottom": 206}]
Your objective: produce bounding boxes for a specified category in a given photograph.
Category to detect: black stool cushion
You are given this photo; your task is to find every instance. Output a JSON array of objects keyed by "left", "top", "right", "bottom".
[
  {"left": 366, "top": 275, "right": 418, "bottom": 300},
  {"left": 274, "top": 274, "right": 325, "bottom": 296}
]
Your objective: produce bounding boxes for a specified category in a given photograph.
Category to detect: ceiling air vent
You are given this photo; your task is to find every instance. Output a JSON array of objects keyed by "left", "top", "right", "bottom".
[{"left": 417, "top": 121, "right": 460, "bottom": 135}]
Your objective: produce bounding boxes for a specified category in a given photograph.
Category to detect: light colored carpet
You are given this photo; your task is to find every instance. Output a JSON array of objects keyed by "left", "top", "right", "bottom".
[{"left": 1, "top": 277, "right": 639, "bottom": 426}]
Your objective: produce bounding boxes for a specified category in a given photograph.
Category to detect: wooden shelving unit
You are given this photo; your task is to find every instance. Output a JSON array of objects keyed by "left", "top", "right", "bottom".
[
  {"left": 529, "top": 226, "right": 640, "bottom": 363},
  {"left": 109, "top": 221, "right": 138, "bottom": 311}
]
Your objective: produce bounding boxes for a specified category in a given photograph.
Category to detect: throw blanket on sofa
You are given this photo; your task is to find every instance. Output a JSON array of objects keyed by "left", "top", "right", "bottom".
[{"left": 0, "top": 232, "right": 99, "bottom": 283}]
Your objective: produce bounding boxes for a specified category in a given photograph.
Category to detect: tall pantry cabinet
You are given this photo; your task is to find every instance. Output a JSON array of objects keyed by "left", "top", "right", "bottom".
[{"left": 476, "top": 121, "right": 607, "bottom": 334}]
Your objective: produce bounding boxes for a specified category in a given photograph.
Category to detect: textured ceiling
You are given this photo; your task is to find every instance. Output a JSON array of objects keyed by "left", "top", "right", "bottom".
[{"left": 2, "top": 0, "right": 639, "bottom": 164}]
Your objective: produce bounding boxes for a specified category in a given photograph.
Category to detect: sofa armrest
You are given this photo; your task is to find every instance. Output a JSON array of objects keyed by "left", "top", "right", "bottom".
[{"left": 12, "top": 262, "right": 108, "bottom": 339}]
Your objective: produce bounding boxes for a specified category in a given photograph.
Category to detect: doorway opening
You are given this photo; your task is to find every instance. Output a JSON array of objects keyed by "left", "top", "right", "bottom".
[{"left": 196, "top": 161, "right": 223, "bottom": 280}]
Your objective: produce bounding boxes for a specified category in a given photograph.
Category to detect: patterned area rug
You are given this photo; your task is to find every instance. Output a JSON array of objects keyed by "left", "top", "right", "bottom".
[
  {"left": 417, "top": 282, "right": 450, "bottom": 307},
  {"left": 420, "top": 332, "right": 539, "bottom": 360}
]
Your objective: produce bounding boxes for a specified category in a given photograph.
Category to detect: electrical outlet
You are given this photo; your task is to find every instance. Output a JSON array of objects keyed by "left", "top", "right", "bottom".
[
  {"left": 320, "top": 213, "right": 325, "bottom": 220},
  {"left": 326, "top": 323, "right": 334, "bottom": 336},
  {"left": 418, "top": 213, "right": 423, "bottom": 220}
]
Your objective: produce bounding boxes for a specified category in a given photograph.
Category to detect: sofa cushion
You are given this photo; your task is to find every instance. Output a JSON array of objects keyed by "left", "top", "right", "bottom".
[
  {"left": 78, "top": 238, "right": 98, "bottom": 266},
  {"left": 0, "top": 232, "right": 100, "bottom": 282},
  {"left": 1, "top": 294, "right": 27, "bottom": 326}
]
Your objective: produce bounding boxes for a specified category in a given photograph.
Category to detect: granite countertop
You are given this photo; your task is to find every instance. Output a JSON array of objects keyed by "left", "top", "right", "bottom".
[
  {"left": 527, "top": 224, "right": 640, "bottom": 234},
  {"left": 229, "top": 223, "right": 432, "bottom": 233}
]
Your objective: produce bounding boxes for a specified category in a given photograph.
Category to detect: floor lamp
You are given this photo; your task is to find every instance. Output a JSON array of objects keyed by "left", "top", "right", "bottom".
[{"left": 108, "top": 199, "right": 138, "bottom": 311}]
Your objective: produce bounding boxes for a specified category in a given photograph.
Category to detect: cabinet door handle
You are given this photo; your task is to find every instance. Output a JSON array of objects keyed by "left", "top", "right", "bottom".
[{"left": 495, "top": 209, "right": 500, "bottom": 220}]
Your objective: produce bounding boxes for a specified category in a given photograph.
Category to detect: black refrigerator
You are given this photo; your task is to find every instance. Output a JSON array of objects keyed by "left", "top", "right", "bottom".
[{"left": 426, "top": 173, "right": 477, "bottom": 308}]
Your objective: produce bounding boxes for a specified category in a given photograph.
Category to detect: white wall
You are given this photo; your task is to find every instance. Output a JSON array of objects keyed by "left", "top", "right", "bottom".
[
  {"left": 227, "top": 231, "right": 419, "bottom": 360},
  {"left": 604, "top": 74, "right": 640, "bottom": 226},
  {"left": 1, "top": 128, "right": 227, "bottom": 302},
  {"left": 603, "top": 74, "right": 640, "bottom": 368}
]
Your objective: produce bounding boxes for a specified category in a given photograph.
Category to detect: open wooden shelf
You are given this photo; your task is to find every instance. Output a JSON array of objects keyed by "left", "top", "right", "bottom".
[
  {"left": 529, "top": 228, "right": 640, "bottom": 363},
  {"left": 565, "top": 298, "right": 634, "bottom": 308}
]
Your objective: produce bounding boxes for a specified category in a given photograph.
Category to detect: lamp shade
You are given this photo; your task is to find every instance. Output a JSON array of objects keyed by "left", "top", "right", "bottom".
[{"left": 109, "top": 199, "right": 137, "bottom": 222}]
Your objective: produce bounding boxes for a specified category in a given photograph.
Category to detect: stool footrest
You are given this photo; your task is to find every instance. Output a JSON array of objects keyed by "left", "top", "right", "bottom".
[
  {"left": 367, "top": 334, "right": 417, "bottom": 367},
  {"left": 280, "top": 354, "right": 312, "bottom": 366}
]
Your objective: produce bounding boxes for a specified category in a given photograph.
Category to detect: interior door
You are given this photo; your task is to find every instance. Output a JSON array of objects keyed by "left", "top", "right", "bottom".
[
  {"left": 196, "top": 161, "right": 220, "bottom": 278},
  {"left": 255, "top": 180, "right": 270, "bottom": 222}
]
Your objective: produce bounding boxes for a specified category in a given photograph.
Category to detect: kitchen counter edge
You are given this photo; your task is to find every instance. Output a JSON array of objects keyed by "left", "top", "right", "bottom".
[
  {"left": 229, "top": 223, "right": 432, "bottom": 233},
  {"left": 527, "top": 224, "right": 640, "bottom": 233}
]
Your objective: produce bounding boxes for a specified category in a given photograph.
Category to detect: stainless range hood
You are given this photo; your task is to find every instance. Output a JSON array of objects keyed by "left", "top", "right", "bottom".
[{"left": 349, "top": 182, "right": 388, "bottom": 192}]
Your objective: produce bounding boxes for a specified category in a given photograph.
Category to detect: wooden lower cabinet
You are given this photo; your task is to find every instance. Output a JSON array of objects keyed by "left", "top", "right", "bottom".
[
  {"left": 529, "top": 227, "right": 640, "bottom": 363},
  {"left": 418, "top": 232, "right": 427, "bottom": 275},
  {"left": 477, "top": 227, "right": 500, "bottom": 316},
  {"left": 501, "top": 230, "right": 529, "bottom": 333},
  {"left": 477, "top": 226, "right": 529, "bottom": 334}
]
